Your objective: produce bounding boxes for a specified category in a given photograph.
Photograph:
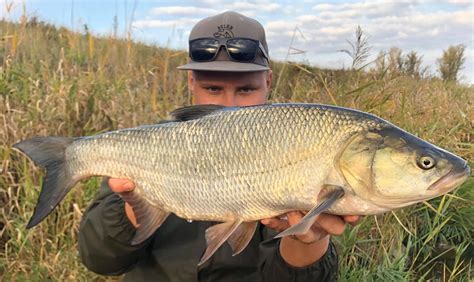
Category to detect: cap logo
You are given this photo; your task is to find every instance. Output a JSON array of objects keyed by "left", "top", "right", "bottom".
[{"left": 213, "top": 24, "right": 234, "bottom": 38}]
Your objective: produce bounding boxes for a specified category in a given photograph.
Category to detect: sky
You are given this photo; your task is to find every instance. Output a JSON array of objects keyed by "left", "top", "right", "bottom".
[{"left": 2, "top": 0, "right": 473, "bottom": 84}]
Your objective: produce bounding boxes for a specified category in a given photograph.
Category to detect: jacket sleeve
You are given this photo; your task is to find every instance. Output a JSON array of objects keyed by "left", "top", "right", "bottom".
[
  {"left": 258, "top": 226, "right": 339, "bottom": 282},
  {"left": 77, "top": 178, "right": 153, "bottom": 276}
]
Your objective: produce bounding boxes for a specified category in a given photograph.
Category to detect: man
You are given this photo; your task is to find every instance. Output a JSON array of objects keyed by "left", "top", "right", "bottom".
[{"left": 78, "top": 11, "right": 360, "bottom": 281}]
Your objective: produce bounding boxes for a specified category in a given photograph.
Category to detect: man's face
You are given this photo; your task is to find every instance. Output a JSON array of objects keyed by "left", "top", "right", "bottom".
[{"left": 188, "top": 70, "right": 272, "bottom": 107}]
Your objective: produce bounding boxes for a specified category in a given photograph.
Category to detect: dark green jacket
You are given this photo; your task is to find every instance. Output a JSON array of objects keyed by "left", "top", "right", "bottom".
[{"left": 78, "top": 180, "right": 338, "bottom": 281}]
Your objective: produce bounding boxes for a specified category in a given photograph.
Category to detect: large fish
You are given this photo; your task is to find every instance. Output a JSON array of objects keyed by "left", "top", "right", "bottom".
[{"left": 13, "top": 103, "right": 471, "bottom": 265}]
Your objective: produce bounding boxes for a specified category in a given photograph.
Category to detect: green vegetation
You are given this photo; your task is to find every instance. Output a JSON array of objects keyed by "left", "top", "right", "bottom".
[
  {"left": 1, "top": 18, "right": 473, "bottom": 281},
  {"left": 437, "top": 44, "right": 466, "bottom": 83}
]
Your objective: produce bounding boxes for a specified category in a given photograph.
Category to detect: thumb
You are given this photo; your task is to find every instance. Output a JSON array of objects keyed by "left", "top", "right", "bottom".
[{"left": 109, "top": 178, "right": 135, "bottom": 192}]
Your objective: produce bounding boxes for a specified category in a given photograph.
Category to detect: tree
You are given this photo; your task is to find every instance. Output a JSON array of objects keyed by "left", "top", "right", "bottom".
[
  {"left": 381, "top": 48, "right": 426, "bottom": 79},
  {"left": 404, "top": 51, "right": 424, "bottom": 79},
  {"left": 437, "top": 44, "right": 466, "bottom": 82},
  {"left": 387, "top": 47, "right": 403, "bottom": 74},
  {"left": 374, "top": 50, "right": 387, "bottom": 72}
]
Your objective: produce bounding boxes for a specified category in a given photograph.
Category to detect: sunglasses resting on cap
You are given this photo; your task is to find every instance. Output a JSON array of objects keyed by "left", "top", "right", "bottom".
[
  {"left": 189, "top": 37, "right": 269, "bottom": 63},
  {"left": 178, "top": 11, "right": 270, "bottom": 72}
]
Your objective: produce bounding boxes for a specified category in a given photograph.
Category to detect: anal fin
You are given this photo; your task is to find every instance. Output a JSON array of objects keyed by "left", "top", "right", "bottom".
[
  {"left": 199, "top": 220, "right": 243, "bottom": 266},
  {"left": 228, "top": 221, "right": 258, "bottom": 256},
  {"left": 119, "top": 191, "right": 170, "bottom": 244},
  {"left": 275, "top": 186, "right": 344, "bottom": 238}
]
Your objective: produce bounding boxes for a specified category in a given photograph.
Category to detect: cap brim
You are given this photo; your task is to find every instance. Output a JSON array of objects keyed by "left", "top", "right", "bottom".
[{"left": 177, "top": 61, "right": 270, "bottom": 72}]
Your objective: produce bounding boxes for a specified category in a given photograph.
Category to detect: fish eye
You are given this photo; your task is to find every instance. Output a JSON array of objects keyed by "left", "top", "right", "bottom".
[{"left": 417, "top": 156, "right": 436, "bottom": 170}]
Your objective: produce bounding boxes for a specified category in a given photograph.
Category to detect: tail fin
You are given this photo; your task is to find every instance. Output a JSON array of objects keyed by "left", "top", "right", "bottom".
[{"left": 13, "top": 137, "right": 79, "bottom": 228}]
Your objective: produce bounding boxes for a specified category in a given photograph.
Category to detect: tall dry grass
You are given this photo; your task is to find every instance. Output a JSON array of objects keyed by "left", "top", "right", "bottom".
[{"left": 0, "top": 19, "right": 473, "bottom": 280}]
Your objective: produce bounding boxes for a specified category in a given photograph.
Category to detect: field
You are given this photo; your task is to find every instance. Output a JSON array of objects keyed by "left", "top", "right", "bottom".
[{"left": 1, "top": 19, "right": 473, "bottom": 280}]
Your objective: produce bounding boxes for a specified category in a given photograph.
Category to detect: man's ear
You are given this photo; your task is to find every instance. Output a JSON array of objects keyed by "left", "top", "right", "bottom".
[{"left": 266, "top": 70, "right": 273, "bottom": 89}]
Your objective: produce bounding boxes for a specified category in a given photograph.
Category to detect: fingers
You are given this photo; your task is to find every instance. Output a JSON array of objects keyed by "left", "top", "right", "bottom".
[
  {"left": 288, "top": 211, "right": 328, "bottom": 242},
  {"left": 286, "top": 211, "right": 304, "bottom": 226},
  {"left": 262, "top": 211, "right": 305, "bottom": 232},
  {"left": 108, "top": 178, "right": 135, "bottom": 193},
  {"left": 343, "top": 215, "right": 363, "bottom": 226},
  {"left": 261, "top": 217, "right": 290, "bottom": 232},
  {"left": 286, "top": 211, "right": 350, "bottom": 236},
  {"left": 262, "top": 212, "right": 363, "bottom": 240},
  {"left": 108, "top": 178, "right": 137, "bottom": 227},
  {"left": 314, "top": 213, "right": 347, "bottom": 236},
  {"left": 261, "top": 212, "right": 361, "bottom": 236},
  {"left": 125, "top": 202, "right": 139, "bottom": 227}
]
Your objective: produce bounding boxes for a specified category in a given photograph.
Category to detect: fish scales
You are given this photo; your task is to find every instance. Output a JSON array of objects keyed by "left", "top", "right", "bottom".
[
  {"left": 66, "top": 104, "right": 386, "bottom": 221},
  {"left": 13, "top": 103, "right": 470, "bottom": 265}
]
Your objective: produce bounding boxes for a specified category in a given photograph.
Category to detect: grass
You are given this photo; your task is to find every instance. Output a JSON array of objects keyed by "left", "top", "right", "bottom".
[{"left": 1, "top": 18, "right": 473, "bottom": 281}]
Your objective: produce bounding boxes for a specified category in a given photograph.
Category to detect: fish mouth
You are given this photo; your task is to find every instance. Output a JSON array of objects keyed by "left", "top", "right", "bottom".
[{"left": 428, "top": 162, "right": 471, "bottom": 192}]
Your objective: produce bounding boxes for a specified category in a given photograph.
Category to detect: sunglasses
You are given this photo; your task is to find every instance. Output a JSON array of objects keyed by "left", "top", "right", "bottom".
[{"left": 189, "top": 37, "right": 269, "bottom": 63}]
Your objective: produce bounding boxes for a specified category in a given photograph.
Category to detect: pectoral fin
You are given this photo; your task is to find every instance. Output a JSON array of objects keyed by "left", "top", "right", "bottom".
[
  {"left": 227, "top": 221, "right": 258, "bottom": 256},
  {"left": 199, "top": 220, "right": 242, "bottom": 266},
  {"left": 275, "top": 186, "right": 344, "bottom": 238},
  {"left": 119, "top": 190, "right": 170, "bottom": 244}
]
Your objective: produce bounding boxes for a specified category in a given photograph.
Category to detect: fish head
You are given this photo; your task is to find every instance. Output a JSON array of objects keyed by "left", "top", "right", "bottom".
[{"left": 338, "top": 127, "right": 470, "bottom": 209}]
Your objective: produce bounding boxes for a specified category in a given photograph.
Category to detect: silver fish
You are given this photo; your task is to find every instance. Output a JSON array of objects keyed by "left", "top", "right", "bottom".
[{"left": 13, "top": 103, "right": 471, "bottom": 265}]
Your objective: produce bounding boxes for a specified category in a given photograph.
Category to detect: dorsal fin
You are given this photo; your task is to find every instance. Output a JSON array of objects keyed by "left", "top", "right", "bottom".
[{"left": 170, "top": 104, "right": 226, "bottom": 121}]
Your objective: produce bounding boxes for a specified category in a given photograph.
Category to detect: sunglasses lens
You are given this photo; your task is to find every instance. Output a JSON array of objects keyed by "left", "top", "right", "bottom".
[
  {"left": 226, "top": 39, "right": 259, "bottom": 61},
  {"left": 190, "top": 39, "right": 220, "bottom": 61}
]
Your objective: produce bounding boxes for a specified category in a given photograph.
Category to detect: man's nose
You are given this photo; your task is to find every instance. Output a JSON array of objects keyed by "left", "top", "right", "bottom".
[{"left": 221, "top": 92, "right": 237, "bottom": 107}]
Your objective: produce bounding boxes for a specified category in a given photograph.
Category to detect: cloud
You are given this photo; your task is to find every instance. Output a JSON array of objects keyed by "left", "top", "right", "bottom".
[
  {"left": 266, "top": 20, "right": 294, "bottom": 31},
  {"left": 131, "top": 0, "right": 473, "bottom": 83},
  {"left": 133, "top": 20, "right": 176, "bottom": 29},
  {"left": 133, "top": 18, "right": 200, "bottom": 29},
  {"left": 296, "top": 15, "right": 319, "bottom": 23},
  {"left": 312, "top": 1, "right": 410, "bottom": 18},
  {"left": 320, "top": 26, "right": 352, "bottom": 36},
  {"left": 452, "top": 9, "right": 473, "bottom": 25},
  {"left": 312, "top": 3, "right": 333, "bottom": 12},
  {"left": 151, "top": 6, "right": 218, "bottom": 16},
  {"left": 288, "top": 2, "right": 472, "bottom": 55},
  {"left": 228, "top": 1, "right": 281, "bottom": 12},
  {"left": 447, "top": 0, "right": 473, "bottom": 6},
  {"left": 196, "top": 0, "right": 282, "bottom": 14}
]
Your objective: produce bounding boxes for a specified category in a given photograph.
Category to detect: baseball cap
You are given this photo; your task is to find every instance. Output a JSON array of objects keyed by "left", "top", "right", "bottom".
[{"left": 178, "top": 11, "right": 270, "bottom": 72}]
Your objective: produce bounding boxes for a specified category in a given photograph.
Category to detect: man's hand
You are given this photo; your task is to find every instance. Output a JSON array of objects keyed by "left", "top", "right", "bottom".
[
  {"left": 261, "top": 212, "right": 361, "bottom": 241},
  {"left": 109, "top": 178, "right": 136, "bottom": 193},
  {"left": 261, "top": 212, "right": 361, "bottom": 267},
  {"left": 108, "top": 178, "right": 138, "bottom": 227}
]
